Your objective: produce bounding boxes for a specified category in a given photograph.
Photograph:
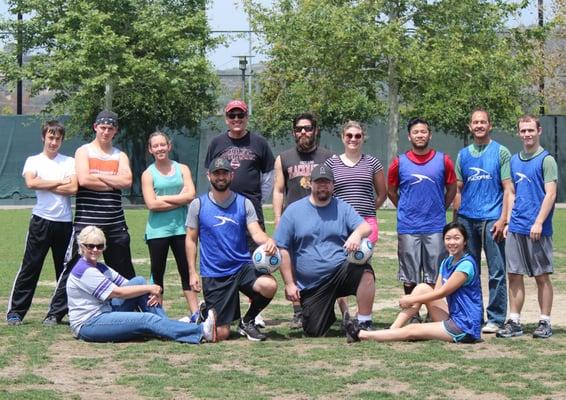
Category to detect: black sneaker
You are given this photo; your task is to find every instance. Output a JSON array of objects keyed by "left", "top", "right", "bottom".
[
  {"left": 196, "top": 301, "right": 207, "bottom": 324},
  {"left": 533, "top": 320, "right": 552, "bottom": 339},
  {"left": 42, "top": 315, "right": 62, "bottom": 327},
  {"left": 289, "top": 312, "right": 303, "bottom": 329},
  {"left": 340, "top": 311, "right": 350, "bottom": 333},
  {"left": 358, "top": 320, "right": 375, "bottom": 331},
  {"left": 344, "top": 314, "right": 361, "bottom": 343},
  {"left": 238, "top": 319, "right": 267, "bottom": 342},
  {"left": 496, "top": 319, "right": 523, "bottom": 338},
  {"left": 6, "top": 313, "right": 22, "bottom": 326}
]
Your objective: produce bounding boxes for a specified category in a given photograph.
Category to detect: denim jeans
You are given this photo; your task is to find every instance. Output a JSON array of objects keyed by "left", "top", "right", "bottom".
[
  {"left": 78, "top": 276, "right": 203, "bottom": 344},
  {"left": 457, "top": 216, "right": 507, "bottom": 325}
]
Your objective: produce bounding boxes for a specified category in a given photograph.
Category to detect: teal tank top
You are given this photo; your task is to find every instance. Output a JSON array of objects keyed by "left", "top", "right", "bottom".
[{"left": 145, "top": 161, "right": 188, "bottom": 240}]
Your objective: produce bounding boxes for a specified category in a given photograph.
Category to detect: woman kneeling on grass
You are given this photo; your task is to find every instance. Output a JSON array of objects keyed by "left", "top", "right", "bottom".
[
  {"left": 66, "top": 226, "right": 217, "bottom": 344},
  {"left": 346, "top": 221, "right": 483, "bottom": 343}
]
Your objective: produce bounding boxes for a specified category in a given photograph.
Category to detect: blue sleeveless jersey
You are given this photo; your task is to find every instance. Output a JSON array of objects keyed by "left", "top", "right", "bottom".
[
  {"left": 397, "top": 151, "right": 446, "bottom": 234},
  {"left": 458, "top": 141, "right": 503, "bottom": 220},
  {"left": 198, "top": 193, "right": 251, "bottom": 277},
  {"left": 441, "top": 254, "right": 483, "bottom": 340},
  {"left": 509, "top": 151, "right": 553, "bottom": 236}
]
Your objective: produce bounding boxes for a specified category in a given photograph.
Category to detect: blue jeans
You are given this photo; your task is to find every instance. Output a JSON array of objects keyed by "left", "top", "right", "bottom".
[
  {"left": 78, "top": 277, "right": 203, "bottom": 344},
  {"left": 457, "top": 216, "right": 507, "bottom": 325}
]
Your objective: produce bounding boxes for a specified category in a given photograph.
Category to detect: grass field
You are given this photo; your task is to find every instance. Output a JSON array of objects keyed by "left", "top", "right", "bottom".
[{"left": 1, "top": 208, "right": 565, "bottom": 399}]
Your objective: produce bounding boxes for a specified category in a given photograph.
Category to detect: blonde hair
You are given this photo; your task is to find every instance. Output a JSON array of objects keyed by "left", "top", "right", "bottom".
[
  {"left": 77, "top": 226, "right": 106, "bottom": 255},
  {"left": 342, "top": 120, "right": 365, "bottom": 136}
]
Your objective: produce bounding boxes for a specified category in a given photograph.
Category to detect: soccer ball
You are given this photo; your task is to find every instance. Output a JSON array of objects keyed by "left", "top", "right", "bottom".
[
  {"left": 347, "top": 238, "right": 374, "bottom": 265},
  {"left": 252, "top": 244, "right": 282, "bottom": 274}
]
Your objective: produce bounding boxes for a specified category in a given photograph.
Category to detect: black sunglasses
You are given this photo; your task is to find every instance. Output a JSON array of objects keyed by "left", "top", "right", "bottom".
[
  {"left": 83, "top": 243, "right": 105, "bottom": 250},
  {"left": 226, "top": 112, "right": 247, "bottom": 120},
  {"left": 293, "top": 125, "right": 314, "bottom": 133}
]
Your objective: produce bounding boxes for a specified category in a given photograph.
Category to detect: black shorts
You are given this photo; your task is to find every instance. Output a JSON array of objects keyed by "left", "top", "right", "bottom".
[
  {"left": 300, "top": 261, "right": 374, "bottom": 337},
  {"left": 202, "top": 264, "right": 265, "bottom": 326}
]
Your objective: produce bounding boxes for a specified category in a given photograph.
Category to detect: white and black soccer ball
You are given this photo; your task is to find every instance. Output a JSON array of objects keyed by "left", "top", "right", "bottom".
[
  {"left": 347, "top": 238, "right": 374, "bottom": 265},
  {"left": 252, "top": 244, "right": 282, "bottom": 274}
]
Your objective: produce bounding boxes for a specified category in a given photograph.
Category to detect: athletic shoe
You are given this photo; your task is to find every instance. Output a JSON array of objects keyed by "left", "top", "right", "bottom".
[
  {"left": 358, "top": 320, "right": 375, "bottom": 331},
  {"left": 340, "top": 311, "right": 350, "bottom": 333},
  {"left": 196, "top": 301, "right": 207, "bottom": 324},
  {"left": 239, "top": 319, "right": 267, "bottom": 342},
  {"left": 42, "top": 315, "right": 61, "bottom": 327},
  {"left": 344, "top": 314, "right": 361, "bottom": 343},
  {"left": 533, "top": 320, "right": 552, "bottom": 339},
  {"left": 6, "top": 313, "right": 22, "bottom": 326},
  {"left": 189, "top": 310, "right": 200, "bottom": 323},
  {"left": 408, "top": 315, "right": 422, "bottom": 325},
  {"left": 482, "top": 322, "right": 501, "bottom": 334},
  {"left": 201, "top": 309, "right": 217, "bottom": 343},
  {"left": 290, "top": 312, "right": 303, "bottom": 329},
  {"left": 254, "top": 313, "right": 266, "bottom": 328},
  {"left": 496, "top": 319, "right": 523, "bottom": 338}
]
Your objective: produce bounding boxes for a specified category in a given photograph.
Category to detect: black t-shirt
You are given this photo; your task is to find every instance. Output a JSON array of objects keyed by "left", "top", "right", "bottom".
[{"left": 204, "top": 130, "right": 275, "bottom": 222}]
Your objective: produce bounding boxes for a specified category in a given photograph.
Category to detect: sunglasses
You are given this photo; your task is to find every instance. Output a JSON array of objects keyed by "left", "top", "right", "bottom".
[
  {"left": 293, "top": 125, "right": 315, "bottom": 133},
  {"left": 83, "top": 243, "right": 105, "bottom": 250},
  {"left": 226, "top": 112, "right": 247, "bottom": 120},
  {"left": 345, "top": 133, "right": 363, "bottom": 139}
]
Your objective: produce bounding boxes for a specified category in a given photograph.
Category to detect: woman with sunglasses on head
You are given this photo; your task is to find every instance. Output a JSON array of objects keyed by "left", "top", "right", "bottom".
[
  {"left": 141, "top": 131, "right": 201, "bottom": 322},
  {"left": 345, "top": 221, "right": 483, "bottom": 343},
  {"left": 66, "top": 226, "right": 217, "bottom": 343},
  {"left": 324, "top": 121, "right": 387, "bottom": 330}
]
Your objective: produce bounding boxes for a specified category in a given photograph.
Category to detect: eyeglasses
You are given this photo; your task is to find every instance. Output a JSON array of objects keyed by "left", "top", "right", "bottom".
[
  {"left": 293, "top": 125, "right": 314, "bottom": 133},
  {"left": 226, "top": 112, "right": 247, "bottom": 120},
  {"left": 83, "top": 243, "right": 105, "bottom": 250},
  {"left": 345, "top": 133, "right": 363, "bottom": 139}
]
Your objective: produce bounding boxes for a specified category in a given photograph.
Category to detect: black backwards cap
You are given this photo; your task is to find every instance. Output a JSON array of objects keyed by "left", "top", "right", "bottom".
[{"left": 95, "top": 110, "right": 118, "bottom": 126}]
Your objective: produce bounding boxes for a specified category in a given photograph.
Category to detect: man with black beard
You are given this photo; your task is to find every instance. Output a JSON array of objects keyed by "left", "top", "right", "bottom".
[
  {"left": 185, "top": 158, "right": 278, "bottom": 342},
  {"left": 274, "top": 165, "right": 375, "bottom": 337},
  {"left": 273, "top": 112, "right": 333, "bottom": 328}
]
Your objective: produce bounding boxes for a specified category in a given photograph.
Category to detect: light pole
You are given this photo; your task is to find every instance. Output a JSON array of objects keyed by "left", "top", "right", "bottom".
[{"left": 238, "top": 56, "right": 248, "bottom": 102}]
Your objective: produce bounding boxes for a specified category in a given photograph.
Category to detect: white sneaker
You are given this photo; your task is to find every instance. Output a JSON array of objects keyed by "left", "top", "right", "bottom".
[
  {"left": 202, "top": 309, "right": 217, "bottom": 343},
  {"left": 254, "top": 313, "right": 266, "bottom": 328},
  {"left": 482, "top": 322, "right": 500, "bottom": 334},
  {"left": 178, "top": 316, "right": 192, "bottom": 323}
]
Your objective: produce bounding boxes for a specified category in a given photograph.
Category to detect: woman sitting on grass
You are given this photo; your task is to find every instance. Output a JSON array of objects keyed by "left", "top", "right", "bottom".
[
  {"left": 345, "top": 221, "right": 483, "bottom": 343},
  {"left": 66, "top": 225, "right": 216, "bottom": 344}
]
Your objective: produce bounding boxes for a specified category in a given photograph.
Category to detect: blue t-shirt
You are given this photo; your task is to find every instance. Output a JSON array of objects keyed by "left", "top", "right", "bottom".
[
  {"left": 439, "top": 254, "right": 483, "bottom": 340},
  {"left": 274, "top": 196, "right": 363, "bottom": 290}
]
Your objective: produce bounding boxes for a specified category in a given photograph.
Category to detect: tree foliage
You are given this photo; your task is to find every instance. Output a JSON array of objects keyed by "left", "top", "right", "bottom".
[{"left": 246, "top": 0, "right": 547, "bottom": 153}]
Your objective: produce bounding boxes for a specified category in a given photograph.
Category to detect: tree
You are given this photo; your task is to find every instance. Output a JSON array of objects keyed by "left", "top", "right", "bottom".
[
  {"left": 0, "top": 0, "right": 220, "bottom": 194},
  {"left": 246, "top": 0, "right": 545, "bottom": 159}
]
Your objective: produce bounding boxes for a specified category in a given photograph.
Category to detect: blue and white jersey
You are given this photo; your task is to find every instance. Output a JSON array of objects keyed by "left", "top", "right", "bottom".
[
  {"left": 67, "top": 258, "right": 127, "bottom": 337},
  {"left": 397, "top": 151, "right": 446, "bottom": 234},
  {"left": 509, "top": 150, "right": 554, "bottom": 236}
]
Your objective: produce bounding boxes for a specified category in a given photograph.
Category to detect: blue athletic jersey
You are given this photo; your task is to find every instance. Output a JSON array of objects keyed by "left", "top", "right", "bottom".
[
  {"left": 198, "top": 193, "right": 251, "bottom": 277},
  {"left": 440, "top": 253, "right": 483, "bottom": 340},
  {"left": 458, "top": 141, "right": 503, "bottom": 220},
  {"left": 509, "top": 150, "right": 554, "bottom": 236},
  {"left": 397, "top": 151, "right": 446, "bottom": 234}
]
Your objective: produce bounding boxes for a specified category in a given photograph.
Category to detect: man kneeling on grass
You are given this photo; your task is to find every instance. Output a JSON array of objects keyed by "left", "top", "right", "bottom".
[
  {"left": 67, "top": 226, "right": 216, "bottom": 344},
  {"left": 345, "top": 222, "right": 483, "bottom": 343}
]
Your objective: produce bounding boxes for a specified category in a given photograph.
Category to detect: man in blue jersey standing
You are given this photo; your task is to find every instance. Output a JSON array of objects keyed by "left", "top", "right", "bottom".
[
  {"left": 387, "top": 118, "right": 457, "bottom": 316},
  {"left": 186, "top": 158, "right": 278, "bottom": 342},
  {"left": 497, "top": 115, "right": 557, "bottom": 339},
  {"left": 454, "top": 108, "right": 512, "bottom": 334}
]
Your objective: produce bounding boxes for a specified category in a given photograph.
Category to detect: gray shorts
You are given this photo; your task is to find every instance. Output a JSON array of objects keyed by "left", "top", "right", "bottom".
[
  {"left": 397, "top": 233, "right": 444, "bottom": 284},
  {"left": 505, "top": 232, "right": 553, "bottom": 277}
]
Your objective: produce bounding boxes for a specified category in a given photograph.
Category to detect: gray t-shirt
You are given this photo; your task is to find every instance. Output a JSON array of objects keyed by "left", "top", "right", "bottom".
[{"left": 186, "top": 191, "right": 258, "bottom": 229}]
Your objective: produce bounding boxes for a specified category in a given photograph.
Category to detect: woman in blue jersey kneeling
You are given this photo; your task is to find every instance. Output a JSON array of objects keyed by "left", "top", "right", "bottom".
[{"left": 345, "top": 221, "right": 483, "bottom": 343}]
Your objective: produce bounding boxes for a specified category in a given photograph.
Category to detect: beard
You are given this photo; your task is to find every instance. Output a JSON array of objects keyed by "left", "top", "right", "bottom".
[
  {"left": 295, "top": 134, "right": 316, "bottom": 152},
  {"left": 314, "top": 189, "right": 331, "bottom": 202},
  {"left": 211, "top": 179, "right": 230, "bottom": 192}
]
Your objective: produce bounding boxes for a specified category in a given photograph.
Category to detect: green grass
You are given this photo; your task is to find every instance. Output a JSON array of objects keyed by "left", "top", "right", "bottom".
[{"left": 0, "top": 208, "right": 565, "bottom": 399}]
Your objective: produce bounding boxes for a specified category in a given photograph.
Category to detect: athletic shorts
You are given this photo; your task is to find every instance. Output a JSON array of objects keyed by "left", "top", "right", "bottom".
[
  {"left": 300, "top": 261, "right": 374, "bottom": 337},
  {"left": 202, "top": 264, "right": 265, "bottom": 326},
  {"left": 364, "top": 216, "right": 379, "bottom": 243},
  {"left": 442, "top": 318, "right": 477, "bottom": 343},
  {"left": 397, "top": 233, "right": 444, "bottom": 285},
  {"left": 505, "top": 232, "right": 553, "bottom": 277}
]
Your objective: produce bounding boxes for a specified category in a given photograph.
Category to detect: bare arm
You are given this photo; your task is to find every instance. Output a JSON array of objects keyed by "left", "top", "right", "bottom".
[
  {"left": 97, "top": 152, "right": 132, "bottom": 190},
  {"left": 503, "top": 182, "right": 516, "bottom": 239},
  {"left": 272, "top": 156, "right": 285, "bottom": 227},
  {"left": 24, "top": 172, "right": 78, "bottom": 196},
  {"left": 141, "top": 166, "right": 195, "bottom": 211},
  {"left": 108, "top": 283, "right": 162, "bottom": 307},
  {"left": 186, "top": 227, "right": 201, "bottom": 292},
  {"left": 444, "top": 182, "right": 457, "bottom": 210},
  {"left": 344, "top": 220, "right": 372, "bottom": 252},
  {"left": 158, "top": 164, "right": 196, "bottom": 206},
  {"left": 399, "top": 271, "right": 468, "bottom": 308},
  {"left": 491, "top": 179, "right": 512, "bottom": 241},
  {"left": 452, "top": 181, "right": 463, "bottom": 221},
  {"left": 75, "top": 146, "right": 114, "bottom": 191},
  {"left": 279, "top": 248, "right": 300, "bottom": 302},
  {"left": 387, "top": 184, "right": 399, "bottom": 207},
  {"left": 530, "top": 181, "right": 557, "bottom": 241},
  {"left": 52, "top": 175, "right": 78, "bottom": 196},
  {"left": 248, "top": 221, "right": 277, "bottom": 255},
  {"left": 373, "top": 170, "right": 387, "bottom": 210}
]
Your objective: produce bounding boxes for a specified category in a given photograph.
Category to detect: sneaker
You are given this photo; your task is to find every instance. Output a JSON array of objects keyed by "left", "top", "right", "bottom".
[
  {"left": 239, "top": 319, "right": 267, "bottom": 342},
  {"left": 409, "top": 315, "right": 422, "bottom": 325},
  {"left": 496, "top": 319, "right": 523, "bottom": 338},
  {"left": 482, "top": 322, "right": 501, "bottom": 334},
  {"left": 533, "top": 320, "right": 552, "bottom": 339},
  {"left": 201, "top": 309, "right": 217, "bottom": 343},
  {"left": 254, "top": 313, "right": 266, "bottom": 328},
  {"left": 189, "top": 310, "right": 200, "bottom": 323},
  {"left": 344, "top": 314, "right": 361, "bottom": 343},
  {"left": 340, "top": 311, "right": 350, "bottom": 333},
  {"left": 358, "top": 320, "right": 375, "bottom": 331},
  {"left": 42, "top": 315, "right": 61, "bottom": 327},
  {"left": 6, "top": 313, "right": 22, "bottom": 326},
  {"left": 196, "top": 301, "right": 207, "bottom": 324},
  {"left": 290, "top": 312, "right": 303, "bottom": 329}
]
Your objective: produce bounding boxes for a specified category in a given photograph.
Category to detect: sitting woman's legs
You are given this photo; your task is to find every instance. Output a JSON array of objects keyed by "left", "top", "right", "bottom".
[{"left": 390, "top": 283, "right": 448, "bottom": 328}]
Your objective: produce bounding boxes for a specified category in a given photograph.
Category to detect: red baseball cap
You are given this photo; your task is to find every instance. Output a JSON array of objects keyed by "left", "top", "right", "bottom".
[{"left": 225, "top": 100, "right": 248, "bottom": 113}]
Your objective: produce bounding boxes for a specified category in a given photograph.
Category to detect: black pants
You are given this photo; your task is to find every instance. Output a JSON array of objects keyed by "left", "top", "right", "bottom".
[
  {"left": 46, "top": 225, "right": 136, "bottom": 319},
  {"left": 147, "top": 234, "right": 190, "bottom": 291},
  {"left": 7, "top": 215, "right": 72, "bottom": 320}
]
